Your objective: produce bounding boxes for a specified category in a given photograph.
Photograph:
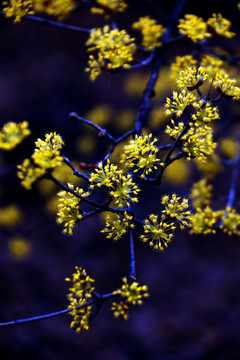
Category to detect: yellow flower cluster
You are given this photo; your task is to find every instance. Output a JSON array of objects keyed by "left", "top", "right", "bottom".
[
  {"left": 213, "top": 73, "right": 240, "bottom": 100},
  {"left": 0, "top": 205, "right": 22, "bottom": 228},
  {"left": 196, "top": 154, "right": 223, "bottom": 179},
  {"left": 3, "top": 0, "right": 75, "bottom": 22},
  {"left": 189, "top": 178, "right": 213, "bottom": 209},
  {"left": 17, "top": 132, "right": 64, "bottom": 190},
  {"left": 86, "top": 26, "right": 136, "bottom": 80},
  {"left": 176, "top": 66, "right": 208, "bottom": 90},
  {"left": 171, "top": 55, "right": 197, "bottom": 82},
  {"left": 169, "top": 121, "right": 216, "bottom": 162},
  {"left": 140, "top": 213, "right": 175, "bottom": 251},
  {"left": 89, "top": 159, "right": 140, "bottom": 208},
  {"left": 192, "top": 101, "right": 219, "bottom": 126},
  {"left": 2, "top": 0, "right": 34, "bottom": 22},
  {"left": 8, "top": 236, "right": 32, "bottom": 260},
  {"left": 91, "top": 0, "right": 127, "bottom": 18},
  {"left": 189, "top": 206, "right": 222, "bottom": 235},
  {"left": 120, "top": 134, "right": 163, "bottom": 179},
  {"left": 165, "top": 90, "right": 197, "bottom": 118},
  {"left": 101, "top": 211, "right": 134, "bottom": 241},
  {"left": 57, "top": 184, "right": 89, "bottom": 235},
  {"left": 0, "top": 121, "right": 30, "bottom": 150},
  {"left": 178, "top": 13, "right": 234, "bottom": 42},
  {"left": 132, "top": 16, "right": 165, "bottom": 51},
  {"left": 219, "top": 138, "right": 239, "bottom": 160},
  {"left": 200, "top": 55, "right": 224, "bottom": 79},
  {"left": 140, "top": 194, "right": 189, "bottom": 252},
  {"left": 207, "top": 13, "right": 235, "bottom": 38},
  {"left": 189, "top": 206, "right": 240, "bottom": 236},
  {"left": 112, "top": 277, "right": 149, "bottom": 320},
  {"left": 66, "top": 267, "right": 95, "bottom": 332},
  {"left": 161, "top": 194, "right": 190, "bottom": 229},
  {"left": 178, "top": 14, "right": 211, "bottom": 42},
  {"left": 220, "top": 208, "right": 240, "bottom": 236}
]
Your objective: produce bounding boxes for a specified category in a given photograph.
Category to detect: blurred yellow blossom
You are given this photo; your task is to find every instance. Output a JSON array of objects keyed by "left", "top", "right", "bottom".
[
  {"left": 0, "top": 205, "right": 22, "bottom": 228},
  {"left": 8, "top": 236, "right": 32, "bottom": 260},
  {"left": 163, "top": 158, "right": 190, "bottom": 185},
  {"left": 0, "top": 121, "right": 30, "bottom": 150},
  {"left": 207, "top": 13, "right": 235, "bottom": 38},
  {"left": 178, "top": 14, "right": 211, "bottom": 43},
  {"left": 91, "top": 0, "right": 127, "bottom": 18},
  {"left": 132, "top": 16, "right": 165, "bottom": 51},
  {"left": 189, "top": 178, "right": 213, "bottom": 209},
  {"left": 219, "top": 137, "right": 239, "bottom": 160}
]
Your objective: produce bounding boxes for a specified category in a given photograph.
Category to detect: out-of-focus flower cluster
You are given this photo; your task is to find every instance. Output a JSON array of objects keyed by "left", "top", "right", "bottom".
[
  {"left": 2, "top": 0, "right": 75, "bottom": 22},
  {"left": 0, "top": 121, "right": 30, "bottom": 151}
]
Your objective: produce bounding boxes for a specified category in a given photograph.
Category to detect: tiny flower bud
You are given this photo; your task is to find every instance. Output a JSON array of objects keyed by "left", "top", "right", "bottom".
[
  {"left": 69, "top": 112, "right": 79, "bottom": 120},
  {"left": 88, "top": 164, "right": 96, "bottom": 171},
  {"left": 79, "top": 162, "right": 88, "bottom": 170},
  {"left": 98, "top": 130, "right": 107, "bottom": 137}
]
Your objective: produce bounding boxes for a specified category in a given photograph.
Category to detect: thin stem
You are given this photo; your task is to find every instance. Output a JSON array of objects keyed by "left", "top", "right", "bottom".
[
  {"left": 49, "top": 175, "right": 102, "bottom": 209},
  {"left": 69, "top": 112, "right": 115, "bottom": 143},
  {"left": 135, "top": 53, "right": 162, "bottom": 135},
  {"left": 226, "top": 152, "right": 240, "bottom": 209},
  {"left": 129, "top": 52, "right": 155, "bottom": 70},
  {"left": 23, "top": 14, "right": 91, "bottom": 34},
  {"left": 63, "top": 156, "right": 90, "bottom": 181},
  {"left": 129, "top": 227, "right": 136, "bottom": 281},
  {"left": 0, "top": 292, "right": 117, "bottom": 328}
]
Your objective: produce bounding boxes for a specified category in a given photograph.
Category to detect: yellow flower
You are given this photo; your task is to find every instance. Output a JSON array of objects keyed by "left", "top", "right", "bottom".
[
  {"left": 0, "top": 205, "right": 22, "bottom": 228},
  {"left": 176, "top": 66, "right": 208, "bottom": 90},
  {"left": 89, "top": 159, "right": 120, "bottom": 189},
  {"left": 189, "top": 206, "right": 223, "bottom": 235},
  {"left": 0, "top": 121, "right": 30, "bottom": 150},
  {"left": 109, "top": 173, "right": 140, "bottom": 208},
  {"left": 220, "top": 208, "right": 240, "bottom": 235},
  {"left": 140, "top": 214, "right": 176, "bottom": 252},
  {"left": 161, "top": 194, "right": 190, "bottom": 229},
  {"left": 120, "top": 134, "right": 163, "bottom": 178},
  {"left": 86, "top": 26, "right": 136, "bottom": 80},
  {"left": 57, "top": 184, "right": 89, "bottom": 235},
  {"left": 91, "top": 0, "right": 127, "bottom": 18},
  {"left": 207, "top": 13, "right": 235, "bottom": 38},
  {"left": 189, "top": 178, "right": 212, "bottom": 209},
  {"left": 3, "top": 0, "right": 34, "bottom": 22},
  {"left": 17, "top": 158, "right": 45, "bottom": 190},
  {"left": 39, "top": 0, "right": 75, "bottom": 19},
  {"left": 66, "top": 267, "right": 95, "bottom": 332},
  {"left": 165, "top": 90, "right": 197, "bottom": 117},
  {"left": 178, "top": 14, "right": 211, "bottom": 43},
  {"left": 213, "top": 73, "right": 240, "bottom": 100},
  {"left": 112, "top": 277, "right": 149, "bottom": 320},
  {"left": 8, "top": 236, "right": 32, "bottom": 260},
  {"left": 89, "top": 160, "right": 140, "bottom": 208},
  {"left": 171, "top": 55, "right": 197, "bottom": 83},
  {"left": 219, "top": 138, "right": 239, "bottom": 160},
  {"left": 166, "top": 121, "right": 216, "bottom": 163},
  {"left": 101, "top": 212, "right": 134, "bottom": 241},
  {"left": 200, "top": 55, "right": 224, "bottom": 79},
  {"left": 192, "top": 101, "right": 220, "bottom": 125},
  {"left": 132, "top": 16, "right": 165, "bottom": 51},
  {"left": 32, "top": 132, "right": 64, "bottom": 170}
]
